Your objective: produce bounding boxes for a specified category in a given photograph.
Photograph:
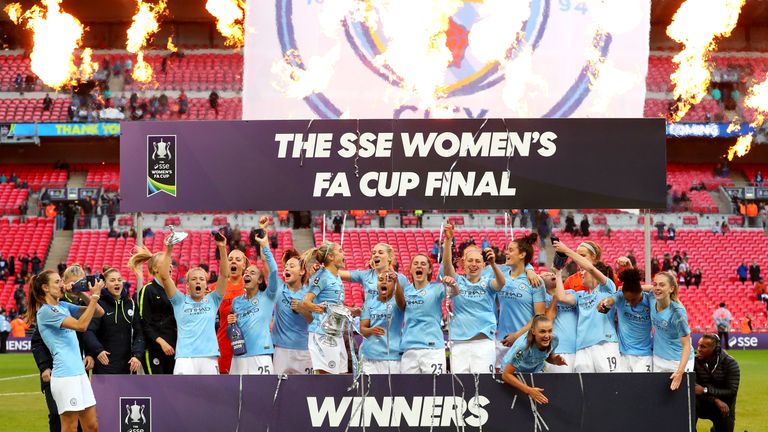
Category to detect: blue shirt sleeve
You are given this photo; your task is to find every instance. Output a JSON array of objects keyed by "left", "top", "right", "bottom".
[
  {"left": 598, "top": 278, "right": 617, "bottom": 294},
  {"left": 672, "top": 306, "right": 691, "bottom": 338},
  {"left": 612, "top": 291, "right": 624, "bottom": 304},
  {"left": 169, "top": 291, "right": 183, "bottom": 306},
  {"left": 309, "top": 274, "right": 323, "bottom": 296},
  {"left": 262, "top": 245, "right": 280, "bottom": 299},
  {"left": 349, "top": 270, "right": 366, "bottom": 283},
  {"left": 532, "top": 285, "right": 545, "bottom": 303},
  {"left": 62, "top": 302, "right": 81, "bottom": 318},
  {"left": 38, "top": 306, "right": 66, "bottom": 329},
  {"left": 208, "top": 291, "right": 223, "bottom": 308},
  {"left": 361, "top": 305, "right": 370, "bottom": 321}
]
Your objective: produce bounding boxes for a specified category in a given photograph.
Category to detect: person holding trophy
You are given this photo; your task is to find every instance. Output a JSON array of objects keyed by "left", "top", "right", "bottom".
[
  {"left": 155, "top": 229, "right": 229, "bottom": 374},
  {"left": 441, "top": 223, "right": 506, "bottom": 373},
  {"left": 302, "top": 242, "right": 356, "bottom": 374},
  {"left": 359, "top": 271, "right": 406, "bottom": 374}
]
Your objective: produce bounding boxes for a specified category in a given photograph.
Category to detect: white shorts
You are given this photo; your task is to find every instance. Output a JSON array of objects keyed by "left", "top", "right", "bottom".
[
  {"left": 401, "top": 348, "right": 447, "bottom": 374},
  {"left": 50, "top": 374, "right": 96, "bottom": 415},
  {"left": 544, "top": 353, "right": 575, "bottom": 373},
  {"left": 574, "top": 342, "right": 621, "bottom": 373},
  {"left": 450, "top": 339, "right": 495, "bottom": 374},
  {"left": 230, "top": 355, "right": 274, "bottom": 375},
  {"left": 173, "top": 357, "right": 219, "bottom": 375},
  {"left": 653, "top": 355, "right": 694, "bottom": 373},
  {"left": 362, "top": 359, "right": 401, "bottom": 375},
  {"left": 495, "top": 339, "right": 512, "bottom": 370},
  {"left": 309, "top": 333, "right": 348, "bottom": 374},
  {"left": 273, "top": 347, "right": 313, "bottom": 375},
  {"left": 621, "top": 354, "right": 653, "bottom": 373}
]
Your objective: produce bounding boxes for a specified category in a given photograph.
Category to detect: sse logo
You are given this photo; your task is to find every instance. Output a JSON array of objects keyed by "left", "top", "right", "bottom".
[{"left": 729, "top": 336, "right": 759, "bottom": 348}]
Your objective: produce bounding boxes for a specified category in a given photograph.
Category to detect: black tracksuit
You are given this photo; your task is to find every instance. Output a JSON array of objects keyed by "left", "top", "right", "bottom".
[
  {"left": 136, "top": 278, "right": 177, "bottom": 374},
  {"left": 83, "top": 288, "right": 145, "bottom": 374},
  {"left": 695, "top": 350, "right": 741, "bottom": 432}
]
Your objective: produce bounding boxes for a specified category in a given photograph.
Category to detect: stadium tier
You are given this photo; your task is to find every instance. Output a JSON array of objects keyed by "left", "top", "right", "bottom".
[
  {"left": 65, "top": 229, "right": 294, "bottom": 297},
  {"left": 0, "top": 218, "right": 54, "bottom": 311},
  {"left": 0, "top": 183, "right": 28, "bottom": 215},
  {"left": 0, "top": 164, "right": 68, "bottom": 191},
  {"left": 315, "top": 228, "right": 768, "bottom": 330}
]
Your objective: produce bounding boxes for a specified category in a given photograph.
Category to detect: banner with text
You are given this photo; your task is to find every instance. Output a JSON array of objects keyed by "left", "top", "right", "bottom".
[
  {"left": 692, "top": 332, "right": 768, "bottom": 350},
  {"left": 120, "top": 118, "right": 666, "bottom": 212},
  {"left": 243, "top": 0, "right": 651, "bottom": 120},
  {"left": 93, "top": 373, "right": 694, "bottom": 432}
]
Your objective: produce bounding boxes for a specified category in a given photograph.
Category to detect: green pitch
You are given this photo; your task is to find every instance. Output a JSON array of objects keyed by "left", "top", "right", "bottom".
[{"left": 0, "top": 351, "right": 766, "bottom": 430}]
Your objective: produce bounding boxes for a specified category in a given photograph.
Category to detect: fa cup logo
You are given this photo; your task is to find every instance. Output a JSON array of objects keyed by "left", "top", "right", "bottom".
[{"left": 152, "top": 139, "right": 172, "bottom": 160}]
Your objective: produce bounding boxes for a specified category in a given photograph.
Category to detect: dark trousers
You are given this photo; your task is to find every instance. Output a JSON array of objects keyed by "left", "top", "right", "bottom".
[
  {"left": 0, "top": 331, "right": 7, "bottom": 353},
  {"left": 696, "top": 397, "right": 735, "bottom": 432},
  {"left": 141, "top": 343, "right": 176, "bottom": 374},
  {"left": 718, "top": 330, "right": 730, "bottom": 349}
]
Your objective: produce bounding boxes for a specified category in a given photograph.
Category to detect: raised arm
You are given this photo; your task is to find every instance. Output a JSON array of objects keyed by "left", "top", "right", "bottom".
[
  {"left": 61, "top": 280, "right": 105, "bottom": 332},
  {"left": 156, "top": 242, "right": 178, "bottom": 300},
  {"left": 260, "top": 241, "right": 280, "bottom": 299},
  {"left": 485, "top": 248, "right": 506, "bottom": 291},
  {"left": 393, "top": 273, "right": 406, "bottom": 311},
  {"left": 214, "top": 234, "right": 229, "bottom": 296},
  {"left": 553, "top": 240, "right": 607, "bottom": 285},
  {"left": 442, "top": 224, "right": 456, "bottom": 278},
  {"left": 554, "top": 269, "right": 576, "bottom": 305}
]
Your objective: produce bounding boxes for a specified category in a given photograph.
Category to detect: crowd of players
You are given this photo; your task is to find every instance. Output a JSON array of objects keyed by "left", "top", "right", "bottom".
[{"left": 28, "top": 220, "right": 699, "bottom": 431}]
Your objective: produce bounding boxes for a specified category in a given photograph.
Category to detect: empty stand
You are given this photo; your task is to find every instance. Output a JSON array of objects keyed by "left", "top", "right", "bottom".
[{"left": 0, "top": 218, "right": 54, "bottom": 310}]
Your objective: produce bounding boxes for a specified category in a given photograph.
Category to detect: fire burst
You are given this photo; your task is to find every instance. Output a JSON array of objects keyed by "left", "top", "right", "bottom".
[
  {"left": 127, "top": 0, "right": 167, "bottom": 83},
  {"left": 4, "top": 3, "right": 22, "bottom": 24},
  {"left": 369, "top": 0, "right": 464, "bottom": 110},
  {"left": 727, "top": 75, "right": 768, "bottom": 160},
  {"left": 78, "top": 48, "right": 98, "bottom": 81},
  {"left": 5, "top": 0, "right": 84, "bottom": 89},
  {"left": 206, "top": 0, "right": 245, "bottom": 47},
  {"left": 167, "top": 36, "right": 177, "bottom": 53},
  {"left": 666, "top": 0, "right": 745, "bottom": 122}
]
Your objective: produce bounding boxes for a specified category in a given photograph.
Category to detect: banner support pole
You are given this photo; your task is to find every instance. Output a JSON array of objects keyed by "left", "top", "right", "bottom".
[
  {"left": 644, "top": 209, "right": 652, "bottom": 285},
  {"left": 136, "top": 212, "right": 144, "bottom": 289}
]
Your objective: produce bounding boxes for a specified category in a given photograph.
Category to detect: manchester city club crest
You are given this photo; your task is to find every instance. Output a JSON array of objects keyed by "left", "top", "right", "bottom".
[
  {"left": 146, "top": 135, "right": 177, "bottom": 197},
  {"left": 244, "top": 0, "right": 650, "bottom": 119}
]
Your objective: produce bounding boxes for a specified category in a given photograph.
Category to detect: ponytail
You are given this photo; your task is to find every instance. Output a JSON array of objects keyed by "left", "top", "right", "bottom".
[
  {"left": 128, "top": 246, "right": 161, "bottom": 278},
  {"left": 27, "top": 270, "right": 56, "bottom": 326},
  {"left": 314, "top": 242, "right": 339, "bottom": 266}
]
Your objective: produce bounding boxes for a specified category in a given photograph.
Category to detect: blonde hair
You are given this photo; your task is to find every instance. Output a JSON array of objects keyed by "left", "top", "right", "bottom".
[
  {"left": 62, "top": 264, "right": 85, "bottom": 283},
  {"left": 186, "top": 267, "right": 208, "bottom": 281},
  {"left": 655, "top": 271, "right": 681, "bottom": 303},
  {"left": 128, "top": 246, "right": 163, "bottom": 278},
  {"left": 369, "top": 243, "right": 395, "bottom": 269},
  {"left": 577, "top": 241, "right": 602, "bottom": 262},
  {"left": 306, "top": 242, "right": 340, "bottom": 267}
]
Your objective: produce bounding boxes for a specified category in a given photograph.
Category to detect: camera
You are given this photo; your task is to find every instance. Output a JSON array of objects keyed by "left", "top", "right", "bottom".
[
  {"left": 551, "top": 236, "right": 569, "bottom": 270},
  {"left": 211, "top": 231, "right": 225, "bottom": 242},
  {"left": 72, "top": 274, "right": 102, "bottom": 293}
]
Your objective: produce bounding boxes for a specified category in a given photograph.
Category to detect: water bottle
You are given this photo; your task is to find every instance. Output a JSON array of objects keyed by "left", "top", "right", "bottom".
[{"left": 228, "top": 322, "right": 247, "bottom": 356}]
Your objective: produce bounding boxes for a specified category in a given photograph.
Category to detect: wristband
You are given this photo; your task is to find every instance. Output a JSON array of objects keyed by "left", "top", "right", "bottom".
[{"left": 91, "top": 295, "right": 100, "bottom": 300}]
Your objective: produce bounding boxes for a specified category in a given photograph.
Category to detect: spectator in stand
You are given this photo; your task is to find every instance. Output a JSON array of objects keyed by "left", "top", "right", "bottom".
[
  {"left": 678, "top": 257, "right": 690, "bottom": 275},
  {"left": 209, "top": 89, "right": 220, "bottom": 115},
  {"left": 755, "top": 278, "right": 766, "bottom": 303},
  {"left": 713, "top": 303, "right": 732, "bottom": 350},
  {"left": 755, "top": 170, "right": 763, "bottom": 187},
  {"left": 579, "top": 215, "right": 590, "bottom": 237},
  {"left": 332, "top": 214, "right": 343, "bottom": 234},
  {"left": 377, "top": 208, "right": 387, "bottom": 228},
  {"left": 8, "top": 255, "right": 15, "bottom": 276},
  {"left": 736, "top": 262, "right": 748, "bottom": 284},
  {"left": 178, "top": 90, "right": 189, "bottom": 116},
  {"left": 57, "top": 261, "right": 66, "bottom": 276},
  {"left": 667, "top": 223, "right": 676, "bottom": 241},
  {"left": 10, "top": 313, "right": 29, "bottom": 337},
  {"left": 269, "top": 229, "right": 279, "bottom": 250},
  {"left": 431, "top": 240, "right": 440, "bottom": 261},
  {"left": 662, "top": 253, "right": 672, "bottom": 272},
  {"left": 14, "top": 73, "right": 23, "bottom": 92},
  {"left": 31, "top": 252, "right": 42, "bottom": 275},
  {"left": 0, "top": 308, "right": 9, "bottom": 353},
  {"left": 158, "top": 93, "right": 169, "bottom": 115},
  {"left": 721, "top": 220, "right": 730, "bottom": 235},
  {"left": 655, "top": 220, "right": 666, "bottom": 240},
  {"left": 14, "top": 286, "right": 25, "bottom": 310},
  {"left": 42, "top": 93, "right": 52, "bottom": 111},
  {"left": 20, "top": 254, "right": 30, "bottom": 278},
  {"left": 564, "top": 211, "right": 576, "bottom": 234},
  {"left": 749, "top": 259, "right": 760, "bottom": 284},
  {"left": 0, "top": 173, "right": 4, "bottom": 183},
  {"left": 414, "top": 209, "right": 424, "bottom": 228},
  {"left": 695, "top": 334, "right": 740, "bottom": 432},
  {"left": 712, "top": 221, "right": 721, "bottom": 235}
]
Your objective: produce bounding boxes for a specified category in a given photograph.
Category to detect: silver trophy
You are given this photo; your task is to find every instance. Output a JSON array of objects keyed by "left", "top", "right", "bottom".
[
  {"left": 319, "top": 304, "right": 353, "bottom": 347},
  {"left": 164, "top": 225, "right": 188, "bottom": 245}
]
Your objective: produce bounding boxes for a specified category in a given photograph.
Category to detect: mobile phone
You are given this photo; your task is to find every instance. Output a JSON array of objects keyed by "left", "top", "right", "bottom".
[
  {"left": 255, "top": 228, "right": 266, "bottom": 239},
  {"left": 212, "top": 231, "right": 225, "bottom": 242}
]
